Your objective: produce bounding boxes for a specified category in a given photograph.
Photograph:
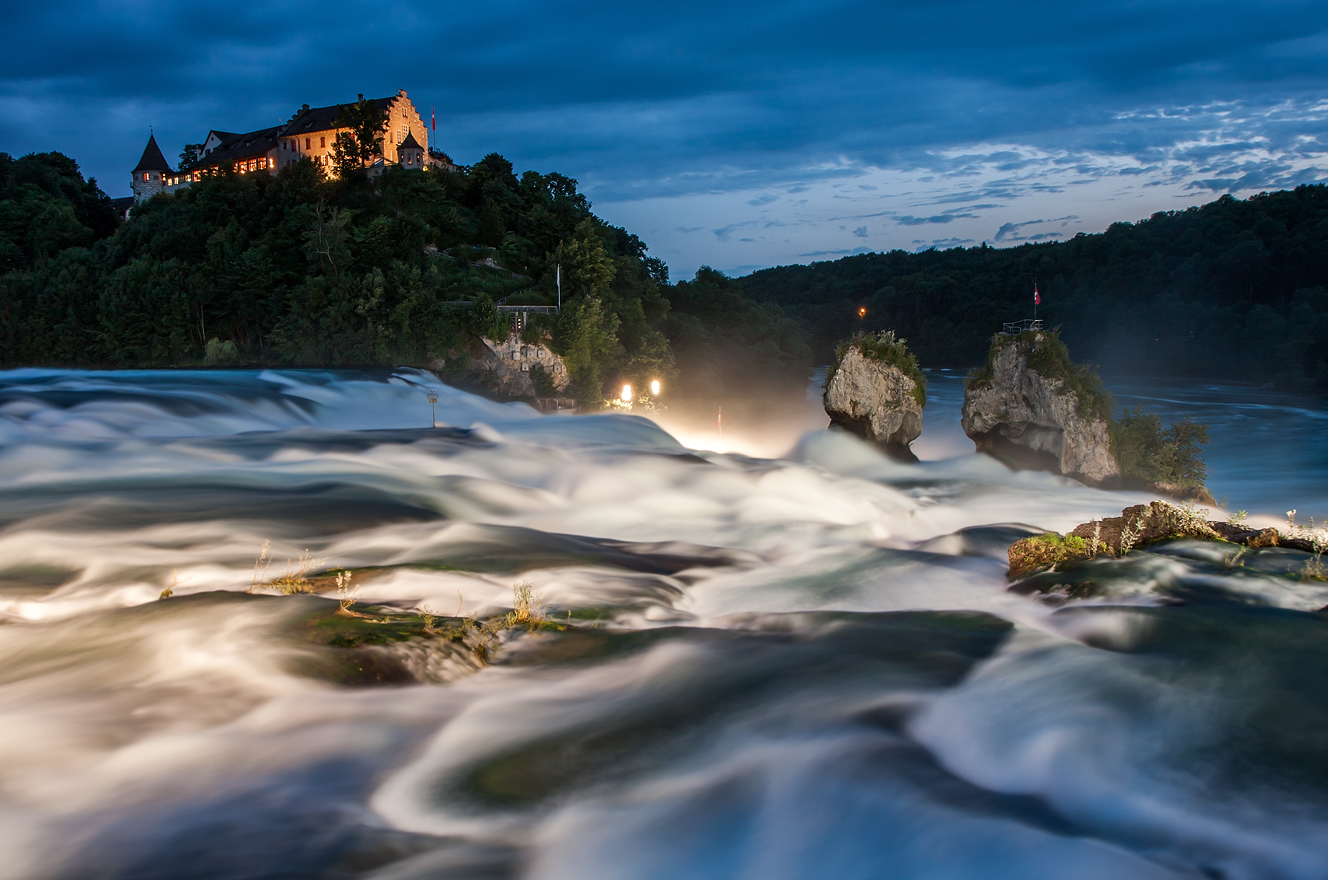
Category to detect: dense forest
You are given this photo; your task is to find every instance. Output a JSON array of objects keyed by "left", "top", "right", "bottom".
[
  {"left": 740, "top": 186, "right": 1328, "bottom": 392},
  {"left": 0, "top": 150, "right": 812, "bottom": 404}
]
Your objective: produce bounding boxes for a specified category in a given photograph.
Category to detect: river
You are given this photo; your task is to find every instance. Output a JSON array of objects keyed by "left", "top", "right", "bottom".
[{"left": 0, "top": 367, "right": 1324, "bottom": 879}]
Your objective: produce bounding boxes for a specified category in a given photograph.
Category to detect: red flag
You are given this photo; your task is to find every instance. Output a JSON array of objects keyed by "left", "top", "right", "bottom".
[
  {"left": 431, "top": 107, "right": 435, "bottom": 131},
  {"left": 1034, "top": 284, "right": 1041, "bottom": 306}
]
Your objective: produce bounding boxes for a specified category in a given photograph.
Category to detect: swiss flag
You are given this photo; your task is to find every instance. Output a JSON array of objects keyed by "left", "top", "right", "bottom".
[{"left": 1034, "top": 284, "right": 1041, "bottom": 306}]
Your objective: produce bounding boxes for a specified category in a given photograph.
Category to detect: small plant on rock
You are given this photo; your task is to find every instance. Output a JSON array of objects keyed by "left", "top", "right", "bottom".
[{"left": 335, "top": 570, "right": 359, "bottom": 615}]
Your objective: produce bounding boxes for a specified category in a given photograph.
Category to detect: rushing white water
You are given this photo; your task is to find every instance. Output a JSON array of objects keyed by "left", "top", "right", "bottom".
[{"left": 0, "top": 367, "right": 1325, "bottom": 880}]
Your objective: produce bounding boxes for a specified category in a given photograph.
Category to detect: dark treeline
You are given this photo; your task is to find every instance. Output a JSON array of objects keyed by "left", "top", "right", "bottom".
[
  {"left": 0, "top": 151, "right": 811, "bottom": 403},
  {"left": 739, "top": 186, "right": 1328, "bottom": 392}
]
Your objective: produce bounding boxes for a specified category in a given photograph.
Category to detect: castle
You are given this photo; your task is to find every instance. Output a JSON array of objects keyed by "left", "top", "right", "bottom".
[{"left": 131, "top": 90, "right": 453, "bottom": 204}]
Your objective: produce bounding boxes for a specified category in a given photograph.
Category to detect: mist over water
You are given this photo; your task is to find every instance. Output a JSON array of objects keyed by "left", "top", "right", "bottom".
[{"left": 0, "top": 367, "right": 1325, "bottom": 880}]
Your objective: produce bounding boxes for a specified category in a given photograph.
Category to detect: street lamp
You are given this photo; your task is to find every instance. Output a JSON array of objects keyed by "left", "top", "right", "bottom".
[
  {"left": 650, "top": 380, "right": 660, "bottom": 396},
  {"left": 621, "top": 384, "right": 632, "bottom": 403}
]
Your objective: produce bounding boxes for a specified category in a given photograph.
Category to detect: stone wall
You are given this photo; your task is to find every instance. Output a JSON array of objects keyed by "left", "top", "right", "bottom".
[{"left": 470, "top": 336, "right": 571, "bottom": 398}]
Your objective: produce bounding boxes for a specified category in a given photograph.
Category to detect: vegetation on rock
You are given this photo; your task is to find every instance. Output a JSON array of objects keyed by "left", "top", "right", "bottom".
[
  {"left": 829, "top": 329, "right": 926, "bottom": 407},
  {"left": 967, "top": 329, "right": 1210, "bottom": 493}
]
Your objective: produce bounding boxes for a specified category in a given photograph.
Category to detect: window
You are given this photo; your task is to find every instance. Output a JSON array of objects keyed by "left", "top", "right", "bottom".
[
  {"left": 305, "top": 138, "right": 311, "bottom": 150},
  {"left": 142, "top": 173, "right": 148, "bottom": 181},
  {"left": 320, "top": 136, "right": 326, "bottom": 148}
]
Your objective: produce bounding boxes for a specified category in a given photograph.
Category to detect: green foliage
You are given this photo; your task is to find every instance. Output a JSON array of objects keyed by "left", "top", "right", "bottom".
[
  {"left": 330, "top": 98, "right": 390, "bottom": 175},
  {"left": 739, "top": 186, "right": 1328, "bottom": 393},
  {"left": 554, "top": 295, "right": 624, "bottom": 404},
  {"left": 204, "top": 338, "right": 239, "bottom": 365},
  {"left": 529, "top": 363, "right": 557, "bottom": 397},
  {"left": 1110, "top": 406, "right": 1210, "bottom": 489},
  {"left": 830, "top": 329, "right": 927, "bottom": 407},
  {"left": 0, "top": 149, "right": 807, "bottom": 403}
]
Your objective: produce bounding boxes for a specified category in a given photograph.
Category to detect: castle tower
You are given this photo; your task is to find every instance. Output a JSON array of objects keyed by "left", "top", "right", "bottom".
[
  {"left": 398, "top": 130, "right": 425, "bottom": 169},
  {"left": 131, "top": 134, "right": 174, "bottom": 204}
]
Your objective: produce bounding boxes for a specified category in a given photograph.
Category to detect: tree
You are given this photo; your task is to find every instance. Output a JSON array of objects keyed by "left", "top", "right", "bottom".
[
  {"left": 330, "top": 97, "right": 388, "bottom": 175},
  {"left": 178, "top": 144, "right": 203, "bottom": 169}
]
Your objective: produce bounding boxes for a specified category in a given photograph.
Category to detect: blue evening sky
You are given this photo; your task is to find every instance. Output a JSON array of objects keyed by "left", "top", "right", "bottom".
[{"left": 3, "top": 0, "right": 1326, "bottom": 278}]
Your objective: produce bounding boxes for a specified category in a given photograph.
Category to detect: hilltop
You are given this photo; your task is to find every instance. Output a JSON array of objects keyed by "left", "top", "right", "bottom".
[{"left": 739, "top": 186, "right": 1328, "bottom": 392}]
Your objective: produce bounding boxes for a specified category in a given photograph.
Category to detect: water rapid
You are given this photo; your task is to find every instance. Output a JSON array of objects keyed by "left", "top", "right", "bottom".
[{"left": 0, "top": 367, "right": 1325, "bottom": 880}]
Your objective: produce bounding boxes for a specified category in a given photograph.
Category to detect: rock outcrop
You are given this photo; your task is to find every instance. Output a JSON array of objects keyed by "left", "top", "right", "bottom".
[
  {"left": 467, "top": 336, "right": 571, "bottom": 398},
  {"left": 962, "top": 333, "right": 1119, "bottom": 485},
  {"left": 824, "top": 345, "right": 924, "bottom": 460},
  {"left": 1005, "top": 501, "right": 1312, "bottom": 579}
]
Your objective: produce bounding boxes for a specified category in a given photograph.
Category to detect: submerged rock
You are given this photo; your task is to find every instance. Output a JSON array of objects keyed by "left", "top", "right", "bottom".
[
  {"left": 824, "top": 334, "right": 925, "bottom": 460},
  {"left": 962, "top": 332, "right": 1119, "bottom": 485}
]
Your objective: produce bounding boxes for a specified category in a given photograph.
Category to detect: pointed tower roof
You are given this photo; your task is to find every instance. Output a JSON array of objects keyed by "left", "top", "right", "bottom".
[
  {"left": 399, "top": 131, "right": 423, "bottom": 151},
  {"left": 132, "top": 134, "right": 174, "bottom": 174}
]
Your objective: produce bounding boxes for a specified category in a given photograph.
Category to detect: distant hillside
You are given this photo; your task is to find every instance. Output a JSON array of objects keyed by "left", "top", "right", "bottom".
[{"left": 739, "top": 186, "right": 1328, "bottom": 392}]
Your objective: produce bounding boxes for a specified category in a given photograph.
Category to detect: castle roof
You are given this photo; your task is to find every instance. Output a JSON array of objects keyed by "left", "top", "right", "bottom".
[
  {"left": 284, "top": 96, "right": 395, "bottom": 136},
  {"left": 193, "top": 126, "right": 283, "bottom": 169},
  {"left": 399, "top": 131, "right": 423, "bottom": 151},
  {"left": 132, "top": 134, "right": 173, "bottom": 174}
]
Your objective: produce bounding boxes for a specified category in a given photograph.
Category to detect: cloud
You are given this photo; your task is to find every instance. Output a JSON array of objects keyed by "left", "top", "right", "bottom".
[
  {"left": 5, "top": 0, "right": 1327, "bottom": 274},
  {"left": 896, "top": 212, "right": 979, "bottom": 225},
  {"left": 799, "top": 246, "right": 873, "bottom": 258},
  {"left": 852, "top": 226, "right": 869, "bottom": 237},
  {"left": 994, "top": 215, "right": 1080, "bottom": 241}
]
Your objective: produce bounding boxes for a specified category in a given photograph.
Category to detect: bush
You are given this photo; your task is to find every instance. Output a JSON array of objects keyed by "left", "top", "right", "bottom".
[{"left": 1110, "top": 406, "right": 1209, "bottom": 489}]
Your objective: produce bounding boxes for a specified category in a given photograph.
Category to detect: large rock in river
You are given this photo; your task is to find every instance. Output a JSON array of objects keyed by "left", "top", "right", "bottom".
[
  {"left": 961, "top": 332, "right": 1120, "bottom": 485},
  {"left": 824, "top": 344, "right": 924, "bottom": 460}
]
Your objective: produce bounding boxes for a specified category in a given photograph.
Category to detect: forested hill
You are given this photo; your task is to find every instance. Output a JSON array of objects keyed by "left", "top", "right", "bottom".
[
  {"left": 0, "top": 150, "right": 810, "bottom": 403},
  {"left": 739, "top": 186, "right": 1328, "bottom": 392}
]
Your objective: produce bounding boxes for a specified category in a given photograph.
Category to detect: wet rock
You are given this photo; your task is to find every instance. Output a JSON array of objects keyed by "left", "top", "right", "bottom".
[
  {"left": 824, "top": 345, "right": 923, "bottom": 460},
  {"left": 1006, "top": 503, "right": 1317, "bottom": 579},
  {"left": 962, "top": 333, "right": 1119, "bottom": 485},
  {"left": 1007, "top": 501, "right": 1221, "bottom": 578}
]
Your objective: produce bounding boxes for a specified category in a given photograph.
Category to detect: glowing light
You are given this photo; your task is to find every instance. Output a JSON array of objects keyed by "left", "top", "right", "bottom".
[
  {"left": 621, "top": 384, "right": 632, "bottom": 403},
  {"left": 858, "top": 307, "right": 867, "bottom": 318},
  {"left": 650, "top": 380, "right": 660, "bottom": 396}
]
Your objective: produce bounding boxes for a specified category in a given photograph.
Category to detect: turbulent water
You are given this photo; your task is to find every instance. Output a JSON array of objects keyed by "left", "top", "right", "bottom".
[{"left": 0, "top": 367, "right": 1326, "bottom": 880}]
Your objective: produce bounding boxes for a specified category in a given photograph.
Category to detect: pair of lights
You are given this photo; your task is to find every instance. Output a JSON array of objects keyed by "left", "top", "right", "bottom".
[{"left": 620, "top": 380, "right": 663, "bottom": 404}]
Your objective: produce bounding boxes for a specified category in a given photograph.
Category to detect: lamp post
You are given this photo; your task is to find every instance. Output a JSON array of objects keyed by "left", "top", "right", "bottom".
[{"left": 426, "top": 389, "right": 438, "bottom": 427}]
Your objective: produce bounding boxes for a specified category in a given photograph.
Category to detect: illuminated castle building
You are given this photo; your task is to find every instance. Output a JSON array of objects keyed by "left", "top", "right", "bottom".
[{"left": 130, "top": 90, "right": 451, "bottom": 205}]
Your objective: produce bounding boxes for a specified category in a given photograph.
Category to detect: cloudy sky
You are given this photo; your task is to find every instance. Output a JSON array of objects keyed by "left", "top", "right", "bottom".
[{"left": 3, "top": 0, "right": 1326, "bottom": 278}]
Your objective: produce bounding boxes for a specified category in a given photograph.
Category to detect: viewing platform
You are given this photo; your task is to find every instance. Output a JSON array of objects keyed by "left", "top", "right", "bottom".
[{"left": 1000, "top": 318, "right": 1043, "bottom": 335}]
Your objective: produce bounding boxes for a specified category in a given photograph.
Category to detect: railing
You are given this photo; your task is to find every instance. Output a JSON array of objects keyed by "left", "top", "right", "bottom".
[
  {"left": 1000, "top": 318, "right": 1043, "bottom": 335},
  {"left": 437, "top": 302, "right": 559, "bottom": 314}
]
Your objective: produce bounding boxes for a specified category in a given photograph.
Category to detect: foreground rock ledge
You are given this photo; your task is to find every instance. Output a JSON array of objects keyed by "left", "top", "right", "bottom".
[
  {"left": 1007, "top": 501, "right": 1308, "bottom": 579},
  {"left": 824, "top": 346, "right": 923, "bottom": 461}
]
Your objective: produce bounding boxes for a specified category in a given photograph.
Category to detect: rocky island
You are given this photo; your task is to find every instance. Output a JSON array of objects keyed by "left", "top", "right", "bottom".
[
  {"left": 823, "top": 330, "right": 926, "bottom": 460},
  {"left": 962, "top": 329, "right": 1213, "bottom": 502},
  {"left": 962, "top": 329, "right": 1119, "bottom": 485}
]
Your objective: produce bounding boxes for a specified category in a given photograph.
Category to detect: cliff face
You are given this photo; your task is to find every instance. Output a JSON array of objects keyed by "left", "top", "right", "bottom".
[
  {"left": 823, "top": 346, "right": 923, "bottom": 459},
  {"left": 469, "top": 336, "right": 571, "bottom": 398},
  {"left": 961, "top": 335, "right": 1119, "bottom": 485}
]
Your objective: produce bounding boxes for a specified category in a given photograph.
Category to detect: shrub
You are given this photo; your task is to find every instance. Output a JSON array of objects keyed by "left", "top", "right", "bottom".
[{"left": 1110, "top": 406, "right": 1209, "bottom": 489}]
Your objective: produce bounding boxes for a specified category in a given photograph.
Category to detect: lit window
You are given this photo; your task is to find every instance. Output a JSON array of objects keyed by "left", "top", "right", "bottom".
[{"left": 142, "top": 172, "right": 148, "bottom": 181}]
